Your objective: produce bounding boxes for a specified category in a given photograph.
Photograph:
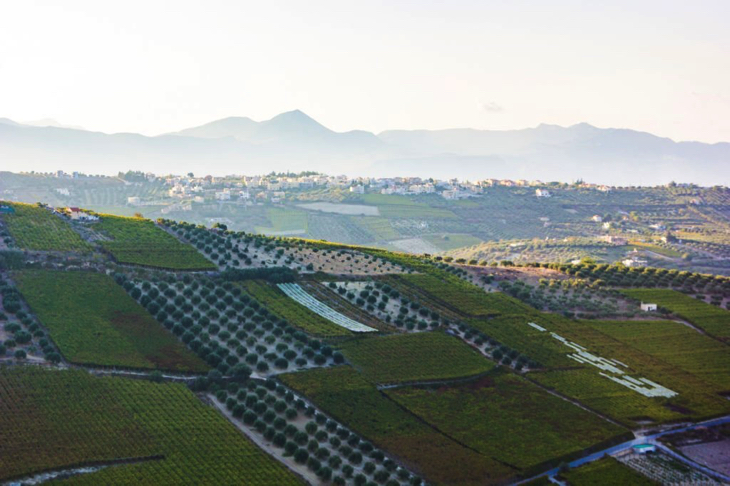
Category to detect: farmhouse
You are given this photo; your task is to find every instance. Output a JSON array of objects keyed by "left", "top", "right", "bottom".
[
  {"left": 640, "top": 302, "right": 658, "bottom": 312},
  {"left": 66, "top": 207, "right": 98, "bottom": 221},
  {"left": 535, "top": 189, "right": 551, "bottom": 198},
  {"left": 591, "top": 215, "right": 603, "bottom": 222}
]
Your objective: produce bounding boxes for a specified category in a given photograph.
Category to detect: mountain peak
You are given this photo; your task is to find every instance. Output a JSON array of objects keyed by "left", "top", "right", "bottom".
[
  {"left": 260, "top": 110, "right": 332, "bottom": 137},
  {"left": 268, "top": 110, "right": 321, "bottom": 126}
]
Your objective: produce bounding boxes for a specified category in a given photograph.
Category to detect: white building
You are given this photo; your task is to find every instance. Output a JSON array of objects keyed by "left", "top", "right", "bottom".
[
  {"left": 592, "top": 215, "right": 603, "bottom": 222},
  {"left": 349, "top": 185, "right": 365, "bottom": 194},
  {"left": 640, "top": 302, "right": 658, "bottom": 312},
  {"left": 535, "top": 189, "right": 551, "bottom": 198},
  {"left": 622, "top": 257, "right": 648, "bottom": 268},
  {"left": 215, "top": 190, "right": 231, "bottom": 201},
  {"left": 127, "top": 196, "right": 141, "bottom": 206}
]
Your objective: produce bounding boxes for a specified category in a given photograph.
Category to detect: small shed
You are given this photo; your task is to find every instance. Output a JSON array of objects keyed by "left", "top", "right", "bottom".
[
  {"left": 632, "top": 444, "right": 656, "bottom": 454},
  {"left": 640, "top": 302, "right": 657, "bottom": 312}
]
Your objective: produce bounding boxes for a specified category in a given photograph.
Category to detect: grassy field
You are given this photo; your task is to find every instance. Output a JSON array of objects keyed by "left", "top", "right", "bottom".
[
  {"left": 339, "top": 331, "right": 494, "bottom": 384},
  {"left": 422, "top": 233, "right": 483, "bottom": 251},
  {"left": 15, "top": 270, "right": 207, "bottom": 371},
  {"left": 0, "top": 367, "right": 301, "bottom": 485},
  {"left": 560, "top": 457, "right": 657, "bottom": 485},
  {"left": 254, "top": 207, "right": 308, "bottom": 234},
  {"left": 628, "top": 241, "right": 683, "bottom": 258},
  {"left": 386, "top": 372, "right": 630, "bottom": 471},
  {"left": 0, "top": 202, "right": 90, "bottom": 252},
  {"left": 280, "top": 366, "right": 516, "bottom": 485},
  {"left": 240, "top": 280, "right": 352, "bottom": 337},
  {"left": 95, "top": 214, "right": 215, "bottom": 270},
  {"left": 378, "top": 205, "right": 458, "bottom": 220},
  {"left": 620, "top": 288, "right": 730, "bottom": 339},
  {"left": 358, "top": 194, "right": 423, "bottom": 206},
  {"left": 350, "top": 216, "right": 401, "bottom": 241}
]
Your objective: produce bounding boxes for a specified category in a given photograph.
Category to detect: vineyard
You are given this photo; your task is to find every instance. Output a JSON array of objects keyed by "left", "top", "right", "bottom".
[
  {"left": 0, "top": 202, "right": 90, "bottom": 252},
  {"left": 0, "top": 367, "right": 301, "bottom": 485},
  {"left": 14, "top": 270, "right": 207, "bottom": 371},
  {"left": 620, "top": 288, "right": 730, "bottom": 339},
  {"left": 386, "top": 372, "right": 630, "bottom": 471},
  {"left": 339, "top": 332, "right": 494, "bottom": 384},
  {"left": 280, "top": 366, "right": 517, "bottom": 485},
  {"left": 390, "top": 274, "right": 508, "bottom": 318},
  {"left": 95, "top": 215, "right": 216, "bottom": 270}
]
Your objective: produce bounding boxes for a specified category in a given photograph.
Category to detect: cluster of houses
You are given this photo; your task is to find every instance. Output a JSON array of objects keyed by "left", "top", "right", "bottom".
[{"left": 148, "top": 173, "right": 622, "bottom": 206}]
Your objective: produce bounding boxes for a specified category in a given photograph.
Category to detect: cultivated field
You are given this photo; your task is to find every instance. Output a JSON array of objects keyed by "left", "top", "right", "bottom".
[
  {"left": 241, "top": 280, "right": 352, "bottom": 337},
  {"left": 0, "top": 367, "right": 301, "bottom": 485},
  {"left": 280, "top": 366, "right": 517, "bottom": 485},
  {"left": 339, "top": 332, "right": 494, "bottom": 384},
  {"left": 95, "top": 215, "right": 215, "bottom": 269},
  {"left": 0, "top": 202, "right": 90, "bottom": 252},
  {"left": 14, "top": 270, "right": 207, "bottom": 371},
  {"left": 386, "top": 372, "right": 630, "bottom": 471}
]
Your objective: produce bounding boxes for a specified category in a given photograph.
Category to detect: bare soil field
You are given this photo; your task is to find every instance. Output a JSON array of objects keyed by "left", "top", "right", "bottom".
[{"left": 679, "top": 439, "right": 730, "bottom": 475}]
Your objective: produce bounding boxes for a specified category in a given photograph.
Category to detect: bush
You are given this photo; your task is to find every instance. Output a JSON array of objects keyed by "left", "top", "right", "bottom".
[{"left": 293, "top": 448, "right": 309, "bottom": 464}]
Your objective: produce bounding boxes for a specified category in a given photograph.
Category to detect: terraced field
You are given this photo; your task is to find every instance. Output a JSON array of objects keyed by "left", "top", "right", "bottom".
[
  {"left": 0, "top": 367, "right": 301, "bottom": 485},
  {"left": 94, "top": 214, "right": 215, "bottom": 270},
  {"left": 14, "top": 270, "right": 207, "bottom": 371},
  {"left": 339, "top": 332, "right": 494, "bottom": 384},
  {"left": 0, "top": 202, "right": 90, "bottom": 252},
  {"left": 280, "top": 366, "right": 517, "bottom": 485}
]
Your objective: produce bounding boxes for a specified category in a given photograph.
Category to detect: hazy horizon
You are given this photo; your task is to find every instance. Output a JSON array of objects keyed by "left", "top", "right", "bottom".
[
  {"left": 4, "top": 112, "right": 730, "bottom": 145},
  {"left": 2, "top": 1, "right": 729, "bottom": 143}
]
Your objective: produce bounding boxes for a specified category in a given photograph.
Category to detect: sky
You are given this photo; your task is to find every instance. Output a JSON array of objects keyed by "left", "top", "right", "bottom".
[{"left": 1, "top": 0, "right": 729, "bottom": 143}]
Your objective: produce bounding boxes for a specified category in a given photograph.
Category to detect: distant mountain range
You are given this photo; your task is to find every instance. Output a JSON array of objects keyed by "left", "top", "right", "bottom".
[{"left": 1, "top": 111, "right": 728, "bottom": 185}]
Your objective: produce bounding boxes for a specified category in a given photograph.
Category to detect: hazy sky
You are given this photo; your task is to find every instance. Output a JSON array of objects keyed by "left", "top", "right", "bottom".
[{"left": 1, "top": 0, "right": 729, "bottom": 142}]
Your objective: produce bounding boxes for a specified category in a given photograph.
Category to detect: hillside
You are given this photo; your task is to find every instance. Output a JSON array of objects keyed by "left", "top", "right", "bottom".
[
  {"left": 3, "top": 172, "right": 730, "bottom": 276},
  {"left": 1, "top": 202, "right": 729, "bottom": 485}
]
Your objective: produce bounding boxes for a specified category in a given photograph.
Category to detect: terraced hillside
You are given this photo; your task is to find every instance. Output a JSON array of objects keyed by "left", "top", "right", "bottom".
[{"left": 1, "top": 209, "right": 728, "bottom": 486}]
